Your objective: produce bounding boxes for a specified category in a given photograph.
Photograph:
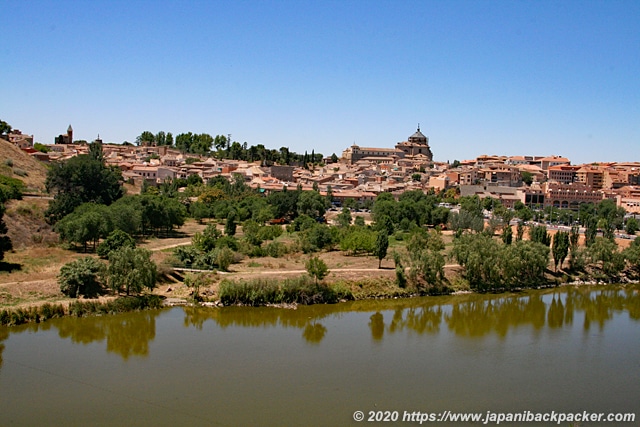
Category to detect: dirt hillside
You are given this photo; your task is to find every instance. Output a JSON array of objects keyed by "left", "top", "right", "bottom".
[{"left": 0, "top": 137, "right": 48, "bottom": 192}]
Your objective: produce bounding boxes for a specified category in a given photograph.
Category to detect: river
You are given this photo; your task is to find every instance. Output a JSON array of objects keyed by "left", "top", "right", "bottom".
[{"left": 1, "top": 285, "right": 639, "bottom": 426}]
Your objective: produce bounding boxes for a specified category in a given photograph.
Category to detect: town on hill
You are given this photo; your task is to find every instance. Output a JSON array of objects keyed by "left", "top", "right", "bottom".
[{"left": 4, "top": 122, "right": 640, "bottom": 214}]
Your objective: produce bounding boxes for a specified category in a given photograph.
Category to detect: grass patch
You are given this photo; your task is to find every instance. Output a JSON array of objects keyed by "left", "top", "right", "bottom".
[
  {"left": 219, "top": 275, "right": 353, "bottom": 306},
  {"left": 0, "top": 295, "right": 164, "bottom": 326}
]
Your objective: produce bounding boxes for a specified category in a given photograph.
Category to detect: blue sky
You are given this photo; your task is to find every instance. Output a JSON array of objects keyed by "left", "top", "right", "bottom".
[{"left": 2, "top": 0, "right": 639, "bottom": 164}]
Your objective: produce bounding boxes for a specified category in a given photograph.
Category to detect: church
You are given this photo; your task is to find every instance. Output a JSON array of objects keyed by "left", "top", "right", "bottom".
[
  {"left": 395, "top": 125, "right": 433, "bottom": 160},
  {"left": 341, "top": 125, "right": 433, "bottom": 164}
]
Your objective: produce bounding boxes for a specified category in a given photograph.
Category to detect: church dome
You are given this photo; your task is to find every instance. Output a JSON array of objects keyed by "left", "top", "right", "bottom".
[{"left": 408, "top": 125, "right": 427, "bottom": 144}]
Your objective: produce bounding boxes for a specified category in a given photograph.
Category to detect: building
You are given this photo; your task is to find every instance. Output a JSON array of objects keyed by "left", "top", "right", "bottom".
[
  {"left": 7, "top": 129, "right": 34, "bottom": 148},
  {"left": 395, "top": 126, "right": 433, "bottom": 161},
  {"left": 548, "top": 165, "right": 579, "bottom": 184},
  {"left": 575, "top": 165, "right": 604, "bottom": 190},
  {"left": 341, "top": 126, "right": 434, "bottom": 164},
  {"left": 55, "top": 125, "right": 73, "bottom": 144},
  {"left": 341, "top": 144, "right": 404, "bottom": 164},
  {"left": 544, "top": 182, "right": 603, "bottom": 209}
]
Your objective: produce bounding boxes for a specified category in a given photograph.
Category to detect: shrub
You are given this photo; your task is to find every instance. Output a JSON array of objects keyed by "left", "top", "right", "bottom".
[
  {"left": 97, "top": 229, "right": 135, "bottom": 258},
  {"left": 265, "top": 241, "right": 286, "bottom": 258},
  {"left": 58, "top": 257, "right": 105, "bottom": 298}
]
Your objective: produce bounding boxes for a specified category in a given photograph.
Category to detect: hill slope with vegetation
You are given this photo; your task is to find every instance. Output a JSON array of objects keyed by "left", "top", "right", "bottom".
[{"left": 0, "top": 137, "right": 48, "bottom": 193}]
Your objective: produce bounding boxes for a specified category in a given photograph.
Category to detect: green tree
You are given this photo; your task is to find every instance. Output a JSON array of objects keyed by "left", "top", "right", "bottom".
[
  {"left": 55, "top": 203, "right": 110, "bottom": 252},
  {"left": 0, "top": 120, "right": 11, "bottom": 135},
  {"left": 589, "top": 237, "right": 624, "bottom": 276},
  {"left": 193, "top": 224, "right": 222, "bottom": 253},
  {"left": 97, "top": 229, "right": 135, "bottom": 258},
  {"left": 106, "top": 247, "right": 157, "bottom": 295},
  {"left": 0, "top": 203, "right": 12, "bottom": 261},
  {"left": 58, "top": 257, "right": 105, "bottom": 298},
  {"left": 306, "top": 256, "right": 329, "bottom": 284},
  {"left": 136, "top": 131, "right": 155, "bottom": 145},
  {"left": 584, "top": 216, "right": 597, "bottom": 247},
  {"left": 297, "top": 190, "right": 328, "bottom": 218},
  {"left": 626, "top": 217, "right": 638, "bottom": 235},
  {"left": 45, "top": 155, "right": 124, "bottom": 223},
  {"left": 516, "top": 222, "right": 525, "bottom": 241},
  {"left": 529, "top": 225, "right": 551, "bottom": 246},
  {"left": 501, "top": 224, "right": 513, "bottom": 245},
  {"left": 521, "top": 171, "right": 534, "bottom": 186},
  {"left": 374, "top": 230, "right": 389, "bottom": 268},
  {"left": 225, "top": 210, "right": 237, "bottom": 236},
  {"left": 552, "top": 231, "right": 570, "bottom": 271},
  {"left": 337, "top": 207, "right": 352, "bottom": 227}
]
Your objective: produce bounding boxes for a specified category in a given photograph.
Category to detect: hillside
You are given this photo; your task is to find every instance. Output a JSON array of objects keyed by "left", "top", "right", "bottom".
[{"left": 0, "top": 137, "right": 48, "bottom": 192}]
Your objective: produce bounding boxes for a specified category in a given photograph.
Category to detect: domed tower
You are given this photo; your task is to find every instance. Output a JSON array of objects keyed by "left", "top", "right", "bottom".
[
  {"left": 396, "top": 124, "right": 433, "bottom": 161},
  {"left": 408, "top": 125, "right": 428, "bottom": 145}
]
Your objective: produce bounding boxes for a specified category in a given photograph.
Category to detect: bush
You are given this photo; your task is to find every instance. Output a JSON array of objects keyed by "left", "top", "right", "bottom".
[
  {"left": 265, "top": 241, "right": 287, "bottom": 258},
  {"left": 257, "top": 225, "right": 283, "bottom": 241},
  {"left": 218, "top": 276, "right": 352, "bottom": 306},
  {"left": 97, "top": 229, "right": 135, "bottom": 258},
  {"left": 58, "top": 257, "right": 106, "bottom": 298}
]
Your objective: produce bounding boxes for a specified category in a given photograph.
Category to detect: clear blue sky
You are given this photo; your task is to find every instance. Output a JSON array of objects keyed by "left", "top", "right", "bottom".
[{"left": 2, "top": 0, "right": 639, "bottom": 164}]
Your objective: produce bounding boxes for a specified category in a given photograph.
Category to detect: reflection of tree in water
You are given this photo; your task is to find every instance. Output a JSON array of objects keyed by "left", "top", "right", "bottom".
[
  {"left": 369, "top": 312, "right": 384, "bottom": 340},
  {"left": 106, "top": 313, "right": 156, "bottom": 360},
  {"left": 547, "top": 294, "right": 566, "bottom": 328},
  {"left": 0, "top": 326, "right": 8, "bottom": 370},
  {"left": 57, "top": 311, "right": 158, "bottom": 360},
  {"left": 386, "top": 306, "right": 443, "bottom": 337},
  {"left": 179, "top": 284, "right": 640, "bottom": 339},
  {"left": 303, "top": 322, "right": 327, "bottom": 344},
  {"left": 182, "top": 305, "right": 331, "bottom": 330},
  {"left": 444, "top": 295, "right": 547, "bottom": 338}
]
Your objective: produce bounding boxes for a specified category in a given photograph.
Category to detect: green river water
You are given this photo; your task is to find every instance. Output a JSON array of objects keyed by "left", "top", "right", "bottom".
[{"left": 0, "top": 285, "right": 639, "bottom": 426}]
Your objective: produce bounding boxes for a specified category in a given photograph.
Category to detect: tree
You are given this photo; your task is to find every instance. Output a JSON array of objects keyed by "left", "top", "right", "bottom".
[
  {"left": 626, "top": 217, "right": 639, "bottom": 235},
  {"left": 529, "top": 225, "right": 551, "bottom": 246},
  {"left": 55, "top": 203, "right": 109, "bottom": 252},
  {"left": 45, "top": 155, "right": 124, "bottom": 223},
  {"left": 374, "top": 230, "right": 389, "bottom": 268},
  {"left": 106, "top": 247, "right": 157, "bottom": 295},
  {"left": 136, "top": 131, "right": 155, "bottom": 146},
  {"left": 0, "top": 203, "right": 12, "bottom": 261},
  {"left": 97, "top": 229, "right": 135, "bottom": 258},
  {"left": 0, "top": 120, "right": 12, "bottom": 135},
  {"left": 501, "top": 224, "right": 513, "bottom": 245},
  {"left": 58, "top": 257, "right": 105, "bottom": 298},
  {"left": 337, "top": 207, "right": 352, "bottom": 227},
  {"left": 589, "top": 237, "right": 624, "bottom": 276},
  {"left": 297, "top": 190, "right": 328, "bottom": 218},
  {"left": 306, "top": 256, "right": 329, "bottom": 284},
  {"left": 225, "top": 210, "right": 237, "bottom": 236},
  {"left": 552, "top": 231, "right": 570, "bottom": 271},
  {"left": 521, "top": 171, "right": 534, "bottom": 186},
  {"left": 193, "top": 224, "right": 222, "bottom": 252}
]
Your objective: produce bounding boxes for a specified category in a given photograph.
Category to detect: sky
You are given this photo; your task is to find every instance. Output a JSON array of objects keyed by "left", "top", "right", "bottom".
[{"left": 2, "top": 0, "right": 639, "bottom": 165}]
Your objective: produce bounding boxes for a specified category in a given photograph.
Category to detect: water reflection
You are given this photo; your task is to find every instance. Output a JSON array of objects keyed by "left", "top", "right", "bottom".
[
  {"left": 54, "top": 311, "right": 159, "bottom": 359},
  {"left": 303, "top": 322, "right": 327, "bottom": 344},
  {"left": 0, "top": 325, "right": 7, "bottom": 369},
  {"left": 0, "top": 285, "right": 639, "bottom": 365},
  {"left": 179, "top": 285, "right": 640, "bottom": 342}
]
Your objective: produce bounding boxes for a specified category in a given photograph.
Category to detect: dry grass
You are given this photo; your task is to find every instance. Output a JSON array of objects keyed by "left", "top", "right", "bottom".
[{"left": 0, "top": 138, "right": 48, "bottom": 193}]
